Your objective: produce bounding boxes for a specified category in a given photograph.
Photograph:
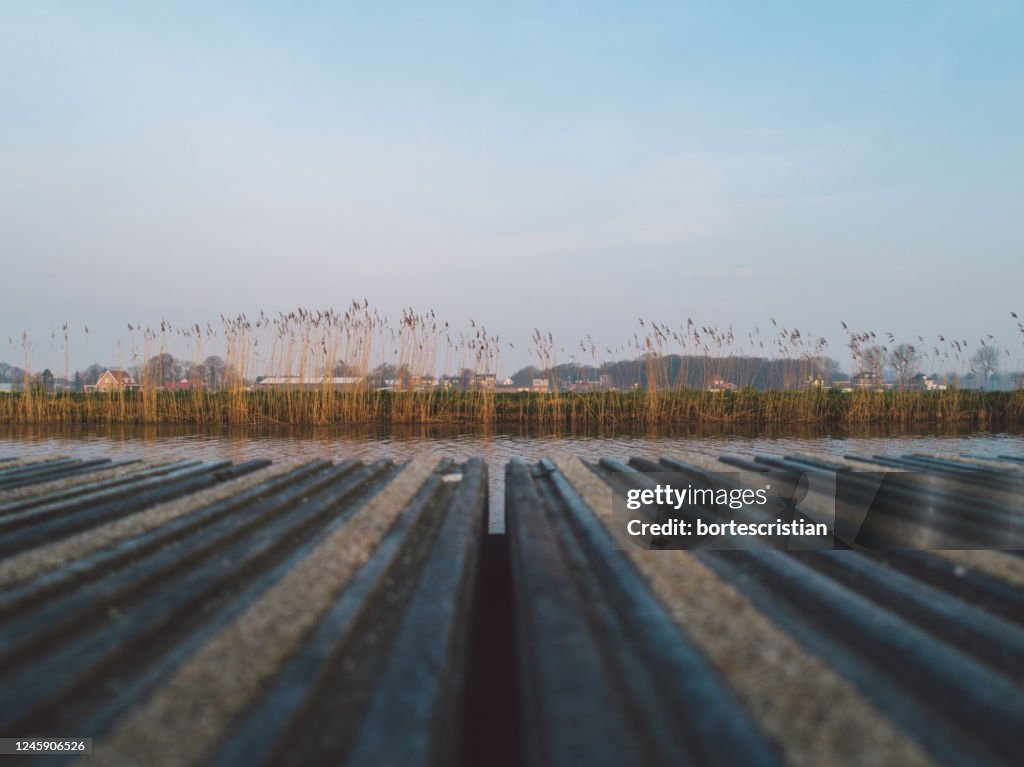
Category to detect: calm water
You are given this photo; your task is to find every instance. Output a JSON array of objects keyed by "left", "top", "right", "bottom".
[{"left": 3, "top": 425, "right": 1022, "bottom": 531}]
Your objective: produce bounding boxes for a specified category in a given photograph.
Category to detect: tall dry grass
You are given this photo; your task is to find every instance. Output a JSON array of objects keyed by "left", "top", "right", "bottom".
[{"left": 1, "top": 305, "right": 1022, "bottom": 429}]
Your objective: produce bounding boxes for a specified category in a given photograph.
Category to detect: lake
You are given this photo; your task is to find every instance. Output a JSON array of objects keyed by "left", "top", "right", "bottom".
[{"left": 2, "top": 424, "right": 1022, "bottom": 531}]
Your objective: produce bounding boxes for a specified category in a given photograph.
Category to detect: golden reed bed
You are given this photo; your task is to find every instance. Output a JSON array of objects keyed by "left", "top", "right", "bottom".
[{"left": 1, "top": 389, "right": 1021, "bottom": 428}]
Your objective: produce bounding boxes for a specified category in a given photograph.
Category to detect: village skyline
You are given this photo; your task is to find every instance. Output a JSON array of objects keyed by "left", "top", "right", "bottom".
[{"left": 3, "top": 342, "right": 1020, "bottom": 395}]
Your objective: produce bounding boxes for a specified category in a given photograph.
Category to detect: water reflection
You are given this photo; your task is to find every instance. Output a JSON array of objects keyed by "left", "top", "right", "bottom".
[{"left": 2, "top": 424, "right": 1022, "bottom": 532}]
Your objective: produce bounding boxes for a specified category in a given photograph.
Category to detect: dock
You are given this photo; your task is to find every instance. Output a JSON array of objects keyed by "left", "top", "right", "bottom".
[{"left": 1, "top": 451, "right": 1023, "bottom": 765}]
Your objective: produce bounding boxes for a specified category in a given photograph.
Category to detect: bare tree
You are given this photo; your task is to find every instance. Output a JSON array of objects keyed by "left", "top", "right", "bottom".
[
  {"left": 331, "top": 360, "right": 362, "bottom": 377},
  {"left": 972, "top": 345, "right": 1000, "bottom": 390},
  {"left": 199, "top": 355, "right": 226, "bottom": 390},
  {"left": 142, "top": 353, "right": 180, "bottom": 388},
  {"left": 889, "top": 344, "right": 920, "bottom": 389},
  {"left": 861, "top": 345, "right": 887, "bottom": 380},
  {"left": 81, "top": 364, "right": 105, "bottom": 386}
]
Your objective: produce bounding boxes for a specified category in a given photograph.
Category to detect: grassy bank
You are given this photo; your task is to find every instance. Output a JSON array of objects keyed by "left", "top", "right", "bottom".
[
  {"left": 1, "top": 388, "right": 1021, "bottom": 429},
  {"left": 7, "top": 305, "right": 1024, "bottom": 431}
]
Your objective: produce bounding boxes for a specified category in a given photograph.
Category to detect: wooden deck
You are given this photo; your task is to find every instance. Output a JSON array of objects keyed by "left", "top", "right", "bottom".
[{"left": 1, "top": 451, "right": 1022, "bottom": 766}]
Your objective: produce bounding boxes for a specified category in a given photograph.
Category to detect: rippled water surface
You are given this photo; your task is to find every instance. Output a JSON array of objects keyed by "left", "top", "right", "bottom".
[{"left": 3, "top": 425, "right": 1022, "bottom": 531}]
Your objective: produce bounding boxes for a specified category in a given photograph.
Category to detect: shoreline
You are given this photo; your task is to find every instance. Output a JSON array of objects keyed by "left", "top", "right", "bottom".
[{"left": 1, "top": 389, "right": 1022, "bottom": 429}]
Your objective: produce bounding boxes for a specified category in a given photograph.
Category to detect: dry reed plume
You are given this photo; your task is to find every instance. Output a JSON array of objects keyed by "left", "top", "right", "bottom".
[{"left": 2, "top": 304, "right": 1022, "bottom": 429}]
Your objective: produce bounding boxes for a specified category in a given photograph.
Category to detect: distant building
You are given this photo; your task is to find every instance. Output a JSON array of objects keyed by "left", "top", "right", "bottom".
[
  {"left": 531, "top": 378, "right": 550, "bottom": 393},
  {"left": 409, "top": 375, "right": 437, "bottom": 392},
  {"left": 472, "top": 373, "right": 497, "bottom": 391},
  {"left": 799, "top": 376, "right": 830, "bottom": 390},
  {"left": 254, "top": 376, "right": 363, "bottom": 390},
  {"left": 909, "top": 373, "right": 946, "bottom": 391},
  {"left": 380, "top": 375, "right": 438, "bottom": 392},
  {"left": 849, "top": 371, "right": 887, "bottom": 391},
  {"left": 564, "top": 377, "right": 609, "bottom": 393},
  {"left": 94, "top": 369, "right": 140, "bottom": 393},
  {"left": 495, "top": 374, "right": 529, "bottom": 393},
  {"left": 707, "top": 377, "right": 738, "bottom": 392}
]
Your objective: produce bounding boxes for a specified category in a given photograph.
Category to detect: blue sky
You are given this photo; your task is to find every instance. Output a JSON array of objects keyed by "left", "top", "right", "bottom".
[{"left": 2, "top": 1, "right": 1022, "bottom": 372}]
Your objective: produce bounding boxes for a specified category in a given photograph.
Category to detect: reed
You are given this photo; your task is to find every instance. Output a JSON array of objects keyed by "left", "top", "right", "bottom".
[
  {"left": 1, "top": 305, "right": 1021, "bottom": 429},
  {"left": 0, "top": 389, "right": 1021, "bottom": 428}
]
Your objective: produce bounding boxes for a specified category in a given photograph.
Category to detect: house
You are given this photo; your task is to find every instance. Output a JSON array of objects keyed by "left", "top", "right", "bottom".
[
  {"left": 849, "top": 371, "right": 887, "bottom": 391},
  {"left": 531, "top": 378, "right": 550, "bottom": 393},
  {"left": 909, "top": 373, "right": 946, "bottom": 392},
  {"left": 495, "top": 376, "right": 531, "bottom": 393},
  {"left": 565, "top": 378, "right": 605, "bottom": 393},
  {"left": 800, "top": 376, "right": 830, "bottom": 390},
  {"left": 377, "top": 375, "right": 437, "bottom": 392},
  {"left": 472, "top": 373, "right": 497, "bottom": 391},
  {"left": 407, "top": 375, "right": 438, "bottom": 392},
  {"left": 94, "top": 369, "right": 140, "bottom": 393},
  {"left": 707, "top": 377, "right": 738, "bottom": 392}
]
